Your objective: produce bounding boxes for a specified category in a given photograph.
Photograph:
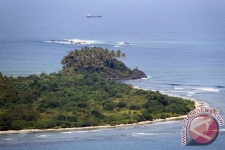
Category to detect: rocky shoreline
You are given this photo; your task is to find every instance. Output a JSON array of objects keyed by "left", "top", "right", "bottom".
[{"left": 106, "top": 68, "right": 147, "bottom": 80}]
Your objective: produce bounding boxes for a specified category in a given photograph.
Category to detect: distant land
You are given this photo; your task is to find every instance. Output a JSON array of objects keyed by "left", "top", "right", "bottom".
[{"left": 0, "top": 47, "right": 195, "bottom": 131}]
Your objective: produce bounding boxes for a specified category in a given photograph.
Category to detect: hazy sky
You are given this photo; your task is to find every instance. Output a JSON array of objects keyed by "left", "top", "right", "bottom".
[
  {"left": 1, "top": 0, "right": 225, "bottom": 17},
  {"left": 1, "top": 0, "right": 225, "bottom": 40}
]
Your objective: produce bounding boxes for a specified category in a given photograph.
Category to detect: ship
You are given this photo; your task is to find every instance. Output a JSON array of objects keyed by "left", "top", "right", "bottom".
[{"left": 86, "top": 14, "right": 102, "bottom": 18}]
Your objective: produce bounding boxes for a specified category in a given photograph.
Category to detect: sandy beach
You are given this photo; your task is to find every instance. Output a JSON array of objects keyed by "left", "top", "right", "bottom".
[{"left": 0, "top": 100, "right": 203, "bottom": 135}]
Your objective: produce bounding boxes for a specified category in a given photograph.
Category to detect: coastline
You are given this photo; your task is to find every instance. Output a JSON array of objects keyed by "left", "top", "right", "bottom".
[{"left": 0, "top": 100, "right": 203, "bottom": 135}]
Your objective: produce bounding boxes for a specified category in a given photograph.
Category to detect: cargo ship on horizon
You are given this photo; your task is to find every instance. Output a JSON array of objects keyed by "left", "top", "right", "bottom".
[{"left": 86, "top": 14, "right": 102, "bottom": 18}]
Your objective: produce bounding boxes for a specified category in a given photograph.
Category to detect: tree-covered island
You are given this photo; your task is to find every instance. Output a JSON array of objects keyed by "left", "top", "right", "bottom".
[{"left": 0, "top": 47, "right": 195, "bottom": 131}]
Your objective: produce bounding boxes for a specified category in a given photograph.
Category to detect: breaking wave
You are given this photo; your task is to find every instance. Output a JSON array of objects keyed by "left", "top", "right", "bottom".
[
  {"left": 1, "top": 138, "right": 15, "bottom": 141},
  {"left": 133, "top": 86, "right": 141, "bottom": 89},
  {"left": 45, "top": 39, "right": 102, "bottom": 45},
  {"left": 117, "top": 41, "right": 137, "bottom": 46},
  {"left": 187, "top": 92, "right": 196, "bottom": 95},
  {"left": 153, "top": 120, "right": 179, "bottom": 125},
  {"left": 141, "top": 76, "right": 151, "bottom": 80},
  {"left": 170, "top": 91, "right": 187, "bottom": 93},
  {"left": 174, "top": 87, "right": 185, "bottom": 90},
  {"left": 36, "top": 134, "right": 52, "bottom": 138},
  {"left": 194, "top": 87, "right": 220, "bottom": 92},
  {"left": 61, "top": 131, "right": 72, "bottom": 134},
  {"left": 45, "top": 39, "right": 141, "bottom": 48},
  {"left": 131, "top": 132, "right": 174, "bottom": 136},
  {"left": 117, "top": 42, "right": 130, "bottom": 45}
]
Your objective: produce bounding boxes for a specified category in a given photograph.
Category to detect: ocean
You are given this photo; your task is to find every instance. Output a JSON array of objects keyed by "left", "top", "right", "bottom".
[{"left": 0, "top": 0, "right": 225, "bottom": 149}]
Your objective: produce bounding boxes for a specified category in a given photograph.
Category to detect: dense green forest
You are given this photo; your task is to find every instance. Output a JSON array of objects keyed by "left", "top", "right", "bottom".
[
  {"left": 61, "top": 47, "right": 146, "bottom": 79},
  {"left": 0, "top": 47, "right": 195, "bottom": 131}
]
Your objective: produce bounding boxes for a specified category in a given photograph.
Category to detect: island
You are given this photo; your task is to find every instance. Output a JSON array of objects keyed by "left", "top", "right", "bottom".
[{"left": 0, "top": 47, "right": 195, "bottom": 131}]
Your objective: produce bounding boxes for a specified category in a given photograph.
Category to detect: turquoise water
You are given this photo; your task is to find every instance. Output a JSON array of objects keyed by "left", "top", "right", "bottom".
[
  {"left": 0, "top": 0, "right": 225, "bottom": 149},
  {"left": 1, "top": 122, "right": 224, "bottom": 150}
]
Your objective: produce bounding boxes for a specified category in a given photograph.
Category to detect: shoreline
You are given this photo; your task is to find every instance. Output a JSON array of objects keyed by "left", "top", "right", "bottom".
[{"left": 0, "top": 100, "right": 203, "bottom": 135}]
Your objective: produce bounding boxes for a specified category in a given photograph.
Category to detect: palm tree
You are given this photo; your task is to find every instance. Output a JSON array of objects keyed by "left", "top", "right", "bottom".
[
  {"left": 116, "top": 50, "right": 121, "bottom": 58},
  {"left": 111, "top": 50, "right": 115, "bottom": 57},
  {"left": 61, "top": 47, "right": 127, "bottom": 73}
]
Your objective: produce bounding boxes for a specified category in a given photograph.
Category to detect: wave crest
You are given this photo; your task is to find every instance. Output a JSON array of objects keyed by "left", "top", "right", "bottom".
[
  {"left": 174, "top": 87, "right": 185, "bottom": 90},
  {"left": 195, "top": 88, "right": 220, "bottom": 92},
  {"left": 131, "top": 132, "right": 173, "bottom": 136},
  {"left": 1, "top": 138, "right": 14, "bottom": 141},
  {"left": 45, "top": 39, "right": 101, "bottom": 45}
]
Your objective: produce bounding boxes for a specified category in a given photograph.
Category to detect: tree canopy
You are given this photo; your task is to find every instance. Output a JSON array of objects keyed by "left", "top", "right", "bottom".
[
  {"left": 61, "top": 47, "right": 126, "bottom": 71},
  {"left": 0, "top": 47, "right": 195, "bottom": 131},
  {"left": 60, "top": 47, "right": 146, "bottom": 80}
]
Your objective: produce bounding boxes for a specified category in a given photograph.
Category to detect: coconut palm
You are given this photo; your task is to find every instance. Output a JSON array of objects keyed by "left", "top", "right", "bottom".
[
  {"left": 61, "top": 47, "right": 126, "bottom": 73},
  {"left": 116, "top": 50, "right": 121, "bottom": 58}
]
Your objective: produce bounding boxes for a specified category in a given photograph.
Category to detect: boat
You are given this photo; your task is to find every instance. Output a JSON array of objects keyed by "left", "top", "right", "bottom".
[{"left": 86, "top": 14, "right": 102, "bottom": 18}]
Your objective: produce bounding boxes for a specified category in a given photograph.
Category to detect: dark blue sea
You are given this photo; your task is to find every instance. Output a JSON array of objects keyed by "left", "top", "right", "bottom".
[{"left": 0, "top": 0, "right": 225, "bottom": 149}]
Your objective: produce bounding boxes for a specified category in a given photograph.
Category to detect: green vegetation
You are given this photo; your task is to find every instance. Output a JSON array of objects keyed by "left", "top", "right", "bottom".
[
  {"left": 61, "top": 46, "right": 146, "bottom": 79},
  {"left": 0, "top": 47, "right": 195, "bottom": 131}
]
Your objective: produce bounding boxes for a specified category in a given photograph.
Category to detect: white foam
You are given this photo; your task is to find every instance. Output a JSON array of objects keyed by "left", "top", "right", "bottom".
[
  {"left": 195, "top": 88, "right": 220, "bottom": 92},
  {"left": 40, "top": 134, "right": 48, "bottom": 137},
  {"left": 132, "top": 132, "right": 171, "bottom": 136},
  {"left": 90, "top": 130, "right": 100, "bottom": 132},
  {"left": 45, "top": 39, "right": 101, "bottom": 45},
  {"left": 36, "top": 134, "right": 49, "bottom": 138},
  {"left": 64, "top": 39, "right": 100, "bottom": 44},
  {"left": 142, "top": 88, "right": 148, "bottom": 91},
  {"left": 159, "top": 90, "right": 167, "bottom": 94},
  {"left": 117, "top": 42, "right": 129, "bottom": 45},
  {"left": 187, "top": 92, "right": 196, "bottom": 95},
  {"left": 57, "top": 41, "right": 71, "bottom": 44},
  {"left": 133, "top": 86, "right": 140, "bottom": 89},
  {"left": 1, "top": 138, "right": 14, "bottom": 141},
  {"left": 174, "top": 87, "right": 184, "bottom": 90},
  {"left": 132, "top": 133, "right": 156, "bottom": 136},
  {"left": 169, "top": 91, "right": 187, "bottom": 93},
  {"left": 153, "top": 120, "right": 179, "bottom": 125},
  {"left": 118, "top": 42, "right": 124, "bottom": 45},
  {"left": 76, "top": 131, "right": 89, "bottom": 133},
  {"left": 44, "top": 40, "right": 52, "bottom": 43},
  {"left": 61, "top": 131, "right": 72, "bottom": 134}
]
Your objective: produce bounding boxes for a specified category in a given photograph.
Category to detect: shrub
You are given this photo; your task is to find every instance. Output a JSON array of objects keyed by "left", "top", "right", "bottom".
[
  {"left": 91, "top": 110, "right": 105, "bottom": 119},
  {"left": 142, "top": 112, "right": 153, "bottom": 121},
  {"left": 129, "top": 105, "right": 140, "bottom": 110},
  {"left": 103, "top": 101, "right": 115, "bottom": 111},
  {"left": 11, "top": 121, "right": 25, "bottom": 130},
  {"left": 117, "top": 102, "right": 126, "bottom": 108}
]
